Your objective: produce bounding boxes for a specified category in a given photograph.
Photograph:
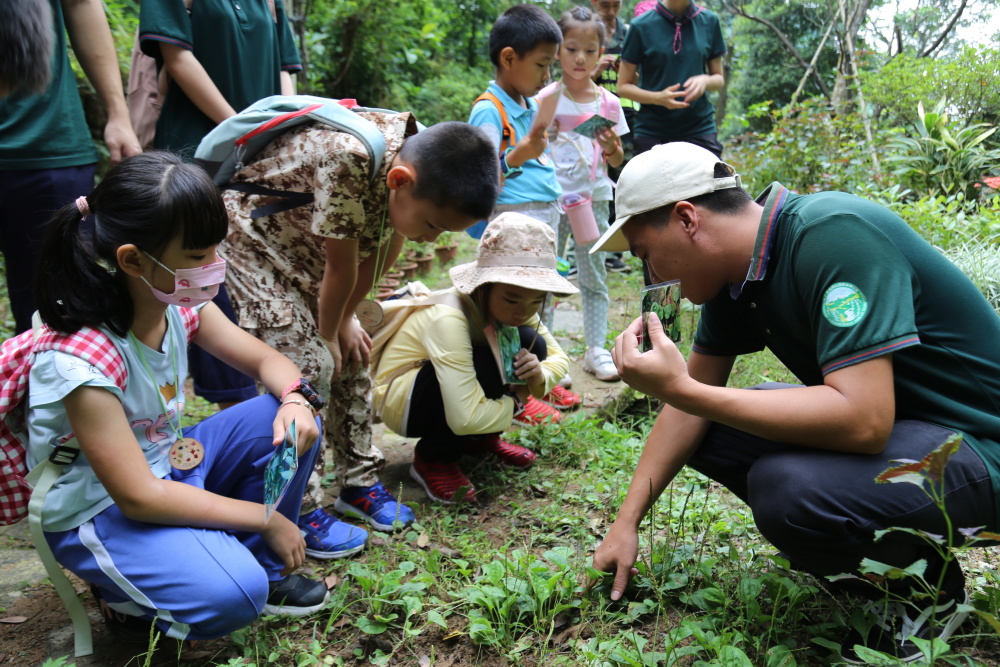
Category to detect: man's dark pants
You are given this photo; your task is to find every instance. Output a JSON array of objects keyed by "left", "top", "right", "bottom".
[{"left": 687, "top": 383, "right": 995, "bottom": 597}]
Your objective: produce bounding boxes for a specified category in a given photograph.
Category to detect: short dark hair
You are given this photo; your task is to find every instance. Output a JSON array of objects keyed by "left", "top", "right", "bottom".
[
  {"left": 399, "top": 121, "right": 501, "bottom": 220},
  {"left": 0, "top": 0, "right": 52, "bottom": 97},
  {"left": 632, "top": 163, "right": 753, "bottom": 227},
  {"left": 557, "top": 5, "right": 605, "bottom": 47},
  {"left": 489, "top": 4, "right": 562, "bottom": 67}
]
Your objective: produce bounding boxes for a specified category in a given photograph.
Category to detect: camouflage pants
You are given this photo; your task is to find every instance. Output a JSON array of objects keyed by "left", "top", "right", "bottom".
[{"left": 245, "top": 300, "right": 385, "bottom": 513}]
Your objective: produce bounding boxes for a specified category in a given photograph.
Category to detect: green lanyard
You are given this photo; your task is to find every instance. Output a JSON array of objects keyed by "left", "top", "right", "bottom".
[
  {"left": 128, "top": 328, "right": 185, "bottom": 442},
  {"left": 369, "top": 195, "right": 391, "bottom": 298},
  {"left": 357, "top": 195, "right": 392, "bottom": 329}
]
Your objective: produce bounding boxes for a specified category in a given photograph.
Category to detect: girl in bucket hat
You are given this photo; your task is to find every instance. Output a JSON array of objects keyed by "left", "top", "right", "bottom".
[{"left": 371, "top": 213, "right": 578, "bottom": 503}]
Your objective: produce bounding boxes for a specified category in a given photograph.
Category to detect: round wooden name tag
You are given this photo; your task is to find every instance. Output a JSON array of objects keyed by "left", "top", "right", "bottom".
[
  {"left": 356, "top": 299, "right": 385, "bottom": 329},
  {"left": 169, "top": 437, "right": 205, "bottom": 470}
]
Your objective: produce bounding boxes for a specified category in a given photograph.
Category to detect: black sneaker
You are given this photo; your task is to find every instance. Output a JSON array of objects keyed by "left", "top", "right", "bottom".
[
  {"left": 567, "top": 265, "right": 578, "bottom": 278},
  {"left": 840, "top": 590, "right": 970, "bottom": 663},
  {"left": 90, "top": 583, "right": 158, "bottom": 644},
  {"left": 605, "top": 255, "right": 631, "bottom": 273},
  {"left": 263, "top": 574, "right": 329, "bottom": 616}
]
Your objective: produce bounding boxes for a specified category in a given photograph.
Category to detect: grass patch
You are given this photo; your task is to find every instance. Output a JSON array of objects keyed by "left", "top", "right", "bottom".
[{"left": 6, "top": 237, "right": 1000, "bottom": 666}]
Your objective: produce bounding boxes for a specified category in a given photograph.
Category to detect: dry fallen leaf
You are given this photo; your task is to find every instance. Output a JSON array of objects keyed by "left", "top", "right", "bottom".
[
  {"left": 331, "top": 615, "right": 352, "bottom": 629},
  {"left": 416, "top": 532, "right": 430, "bottom": 548},
  {"left": 442, "top": 630, "right": 464, "bottom": 641},
  {"left": 324, "top": 574, "right": 340, "bottom": 589},
  {"left": 551, "top": 624, "right": 582, "bottom": 645},
  {"left": 0, "top": 616, "right": 27, "bottom": 624},
  {"left": 418, "top": 655, "right": 431, "bottom": 667}
]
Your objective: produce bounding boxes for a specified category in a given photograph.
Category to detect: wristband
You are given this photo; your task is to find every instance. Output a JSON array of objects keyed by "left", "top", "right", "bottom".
[
  {"left": 279, "top": 378, "right": 325, "bottom": 410},
  {"left": 603, "top": 141, "right": 621, "bottom": 158},
  {"left": 499, "top": 147, "right": 523, "bottom": 179}
]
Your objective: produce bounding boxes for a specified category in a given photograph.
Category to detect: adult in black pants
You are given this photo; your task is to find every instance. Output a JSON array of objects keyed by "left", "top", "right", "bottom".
[{"left": 589, "top": 143, "right": 1000, "bottom": 664}]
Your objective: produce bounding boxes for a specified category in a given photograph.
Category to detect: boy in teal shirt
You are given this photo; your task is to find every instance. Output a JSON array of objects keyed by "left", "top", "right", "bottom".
[
  {"left": 467, "top": 4, "right": 579, "bottom": 415},
  {"left": 468, "top": 4, "right": 562, "bottom": 231}
]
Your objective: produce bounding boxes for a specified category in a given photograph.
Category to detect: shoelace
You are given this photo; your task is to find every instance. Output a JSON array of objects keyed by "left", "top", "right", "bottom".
[
  {"left": 358, "top": 483, "right": 394, "bottom": 506},
  {"left": 305, "top": 508, "right": 337, "bottom": 531}
]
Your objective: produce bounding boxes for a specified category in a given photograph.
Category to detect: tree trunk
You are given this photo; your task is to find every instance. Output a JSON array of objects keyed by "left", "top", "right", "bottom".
[{"left": 831, "top": 0, "right": 873, "bottom": 115}]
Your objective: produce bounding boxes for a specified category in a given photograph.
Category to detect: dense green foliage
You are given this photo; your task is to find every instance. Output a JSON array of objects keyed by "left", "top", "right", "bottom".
[
  {"left": 862, "top": 44, "right": 1000, "bottom": 129},
  {"left": 721, "top": 2, "right": 839, "bottom": 137}
]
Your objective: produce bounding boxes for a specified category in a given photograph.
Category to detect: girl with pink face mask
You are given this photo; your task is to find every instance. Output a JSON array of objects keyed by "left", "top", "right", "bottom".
[{"left": 27, "top": 151, "right": 332, "bottom": 650}]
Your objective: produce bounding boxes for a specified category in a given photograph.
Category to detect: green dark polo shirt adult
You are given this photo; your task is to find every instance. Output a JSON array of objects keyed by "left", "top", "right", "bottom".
[
  {"left": 694, "top": 183, "right": 1000, "bottom": 517},
  {"left": 140, "top": 0, "right": 302, "bottom": 158},
  {"left": 0, "top": 0, "right": 99, "bottom": 170},
  {"left": 620, "top": 2, "right": 725, "bottom": 142}
]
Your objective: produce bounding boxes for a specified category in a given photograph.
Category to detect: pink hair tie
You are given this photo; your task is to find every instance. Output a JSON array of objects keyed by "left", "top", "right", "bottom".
[{"left": 75, "top": 196, "right": 90, "bottom": 218}]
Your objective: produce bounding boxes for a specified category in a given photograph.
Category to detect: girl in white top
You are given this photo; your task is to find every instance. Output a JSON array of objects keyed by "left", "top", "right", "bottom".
[
  {"left": 538, "top": 5, "right": 630, "bottom": 383},
  {"left": 28, "top": 152, "right": 328, "bottom": 644}
]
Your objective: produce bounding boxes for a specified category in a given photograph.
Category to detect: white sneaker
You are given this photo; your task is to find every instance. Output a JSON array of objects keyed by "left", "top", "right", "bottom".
[
  {"left": 558, "top": 373, "right": 573, "bottom": 388},
  {"left": 583, "top": 348, "right": 620, "bottom": 382}
]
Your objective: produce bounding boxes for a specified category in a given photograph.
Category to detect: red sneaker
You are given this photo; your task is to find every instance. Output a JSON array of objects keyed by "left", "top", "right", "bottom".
[
  {"left": 409, "top": 453, "right": 476, "bottom": 503},
  {"left": 541, "top": 384, "right": 582, "bottom": 410},
  {"left": 468, "top": 434, "right": 537, "bottom": 469},
  {"left": 514, "top": 396, "right": 563, "bottom": 425}
]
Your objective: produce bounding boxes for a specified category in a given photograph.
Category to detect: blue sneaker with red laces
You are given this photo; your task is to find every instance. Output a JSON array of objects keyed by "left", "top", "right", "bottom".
[
  {"left": 334, "top": 481, "right": 415, "bottom": 532},
  {"left": 298, "top": 507, "right": 367, "bottom": 559}
]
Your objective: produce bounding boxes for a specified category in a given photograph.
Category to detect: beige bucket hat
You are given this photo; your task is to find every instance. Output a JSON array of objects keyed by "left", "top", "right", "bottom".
[{"left": 450, "top": 212, "right": 579, "bottom": 296}]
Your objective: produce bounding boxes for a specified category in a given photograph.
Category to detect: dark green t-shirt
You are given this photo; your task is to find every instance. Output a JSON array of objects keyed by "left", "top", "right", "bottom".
[
  {"left": 140, "top": 0, "right": 302, "bottom": 158},
  {"left": 620, "top": 2, "right": 726, "bottom": 141},
  {"left": 694, "top": 183, "right": 1000, "bottom": 517},
  {"left": 0, "top": 0, "right": 99, "bottom": 170}
]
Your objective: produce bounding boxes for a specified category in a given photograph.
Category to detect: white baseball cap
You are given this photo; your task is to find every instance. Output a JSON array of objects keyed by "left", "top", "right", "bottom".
[{"left": 591, "top": 142, "right": 741, "bottom": 253}]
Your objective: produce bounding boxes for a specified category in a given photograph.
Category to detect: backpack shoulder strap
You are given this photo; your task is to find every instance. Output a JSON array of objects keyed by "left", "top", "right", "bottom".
[
  {"left": 474, "top": 92, "right": 516, "bottom": 154},
  {"left": 598, "top": 87, "right": 620, "bottom": 123},
  {"left": 369, "top": 290, "right": 465, "bottom": 424},
  {"left": 20, "top": 324, "right": 126, "bottom": 659},
  {"left": 196, "top": 95, "right": 387, "bottom": 188},
  {"left": 178, "top": 306, "right": 201, "bottom": 344}
]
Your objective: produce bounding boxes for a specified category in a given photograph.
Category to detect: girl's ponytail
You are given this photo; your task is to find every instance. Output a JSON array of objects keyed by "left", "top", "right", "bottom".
[
  {"left": 35, "top": 202, "right": 132, "bottom": 335},
  {"left": 33, "top": 151, "right": 229, "bottom": 336}
]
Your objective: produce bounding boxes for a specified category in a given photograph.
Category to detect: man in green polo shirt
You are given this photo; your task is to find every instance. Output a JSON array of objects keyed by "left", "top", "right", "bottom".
[
  {"left": 589, "top": 142, "right": 1000, "bottom": 663},
  {"left": 618, "top": 0, "right": 726, "bottom": 157}
]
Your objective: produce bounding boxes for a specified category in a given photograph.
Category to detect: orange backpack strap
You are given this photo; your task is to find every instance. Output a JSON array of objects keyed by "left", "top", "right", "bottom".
[{"left": 474, "top": 92, "right": 516, "bottom": 154}]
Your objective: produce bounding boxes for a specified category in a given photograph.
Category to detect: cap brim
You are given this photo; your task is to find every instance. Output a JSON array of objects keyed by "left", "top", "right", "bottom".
[{"left": 590, "top": 214, "right": 632, "bottom": 253}]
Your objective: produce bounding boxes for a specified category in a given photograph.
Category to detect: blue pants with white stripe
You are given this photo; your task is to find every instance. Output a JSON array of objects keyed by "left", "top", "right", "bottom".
[{"left": 44, "top": 395, "right": 320, "bottom": 640}]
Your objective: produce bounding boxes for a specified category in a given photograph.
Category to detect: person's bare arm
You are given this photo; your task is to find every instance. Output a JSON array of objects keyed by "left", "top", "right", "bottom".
[
  {"left": 280, "top": 71, "right": 294, "bottom": 95},
  {"left": 617, "top": 61, "right": 688, "bottom": 110},
  {"left": 159, "top": 42, "right": 237, "bottom": 124},
  {"left": 617, "top": 312, "right": 896, "bottom": 454},
  {"left": 62, "top": 0, "right": 141, "bottom": 163},
  {"left": 680, "top": 56, "right": 725, "bottom": 103},
  {"left": 318, "top": 237, "right": 359, "bottom": 372},
  {"left": 65, "top": 387, "right": 306, "bottom": 575},
  {"left": 592, "top": 348, "right": 733, "bottom": 598}
]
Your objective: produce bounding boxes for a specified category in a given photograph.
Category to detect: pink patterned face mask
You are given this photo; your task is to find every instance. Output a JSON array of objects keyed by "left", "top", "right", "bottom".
[{"left": 142, "top": 254, "right": 227, "bottom": 307}]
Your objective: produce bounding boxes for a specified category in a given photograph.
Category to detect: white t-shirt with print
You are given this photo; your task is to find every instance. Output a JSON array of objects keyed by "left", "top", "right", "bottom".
[{"left": 544, "top": 83, "right": 630, "bottom": 203}]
